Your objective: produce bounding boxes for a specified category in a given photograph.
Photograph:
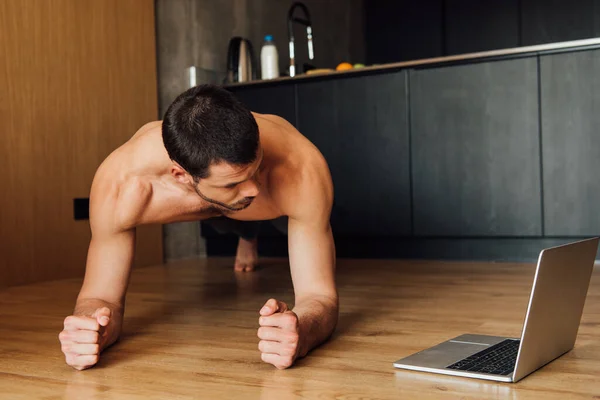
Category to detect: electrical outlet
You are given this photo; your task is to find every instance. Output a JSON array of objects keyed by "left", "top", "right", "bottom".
[{"left": 73, "top": 198, "right": 90, "bottom": 220}]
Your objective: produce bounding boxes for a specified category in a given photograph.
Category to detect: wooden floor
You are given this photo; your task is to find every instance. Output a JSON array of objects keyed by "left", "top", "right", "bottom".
[{"left": 1, "top": 257, "right": 599, "bottom": 399}]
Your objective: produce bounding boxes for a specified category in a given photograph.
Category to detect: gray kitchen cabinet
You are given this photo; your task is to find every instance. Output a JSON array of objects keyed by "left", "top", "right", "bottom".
[
  {"left": 230, "top": 84, "right": 296, "bottom": 126},
  {"left": 410, "top": 58, "right": 542, "bottom": 236},
  {"left": 540, "top": 50, "right": 600, "bottom": 236},
  {"left": 296, "top": 72, "right": 411, "bottom": 236}
]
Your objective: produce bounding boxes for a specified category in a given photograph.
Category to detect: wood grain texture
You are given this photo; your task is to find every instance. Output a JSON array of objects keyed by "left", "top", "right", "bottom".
[
  {"left": 0, "top": 0, "right": 162, "bottom": 287},
  {"left": 1, "top": 258, "right": 599, "bottom": 399}
]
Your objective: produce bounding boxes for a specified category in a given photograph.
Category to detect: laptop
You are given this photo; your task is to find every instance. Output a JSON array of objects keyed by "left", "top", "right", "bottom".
[{"left": 393, "top": 237, "right": 599, "bottom": 383}]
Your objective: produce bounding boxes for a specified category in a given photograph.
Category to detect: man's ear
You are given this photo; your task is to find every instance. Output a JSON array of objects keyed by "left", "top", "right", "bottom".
[{"left": 170, "top": 162, "right": 192, "bottom": 184}]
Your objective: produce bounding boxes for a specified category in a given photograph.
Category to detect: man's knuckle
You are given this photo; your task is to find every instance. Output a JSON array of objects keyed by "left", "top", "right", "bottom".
[
  {"left": 281, "top": 348, "right": 292, "bottom": 357},
  {"left": 92, "top": 332, "right": 100, "bottom": 343},
  {"left": 258, "top": 340, "right": 267, "bottom": 352},
  {"left": 92, "top": 344, "right": 100, "bottom": 354},
  {"left": 288, "top": 321, "right": 299, "bottom": 331}
]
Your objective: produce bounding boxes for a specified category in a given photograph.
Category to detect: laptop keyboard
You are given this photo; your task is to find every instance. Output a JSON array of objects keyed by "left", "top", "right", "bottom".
[{"left": 446, "top": 339, "right": 520, "bottom": 376}]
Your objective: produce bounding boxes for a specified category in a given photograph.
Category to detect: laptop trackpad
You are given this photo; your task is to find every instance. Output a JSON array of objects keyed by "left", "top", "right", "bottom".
[{"left": 395, "top": 334, "right": 508, "bottom": 369}]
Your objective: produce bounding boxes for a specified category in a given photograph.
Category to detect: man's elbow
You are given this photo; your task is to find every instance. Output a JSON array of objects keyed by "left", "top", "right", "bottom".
[
  {"left": 325, "top": 293, "right": 339, "bottom": 312},
  {"left": 297, "top": 292, "right": 338, "bottom": 309}
]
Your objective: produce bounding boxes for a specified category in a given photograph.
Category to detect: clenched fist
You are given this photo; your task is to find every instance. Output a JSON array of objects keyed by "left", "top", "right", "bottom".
[
  {"left": 257, "top": 299, "right": 301, "bottom": 370},
  {"left": 58, "top": 307, "right": 112, "bottom": 370}
]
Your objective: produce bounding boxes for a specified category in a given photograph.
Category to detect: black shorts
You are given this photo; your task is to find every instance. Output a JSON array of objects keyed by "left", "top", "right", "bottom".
[{"left": 204, "top": 216, "right": 288, "bottom": 240}]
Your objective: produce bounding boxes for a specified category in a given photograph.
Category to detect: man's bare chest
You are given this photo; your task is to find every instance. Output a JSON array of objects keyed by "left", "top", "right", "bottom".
[{"left": 137, "top": 185, "right": 283, "bottom": 225}]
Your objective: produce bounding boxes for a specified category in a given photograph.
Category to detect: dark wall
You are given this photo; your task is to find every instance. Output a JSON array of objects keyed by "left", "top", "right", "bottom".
[
  {"left": 521, "top": 0, "right": 595, "bottom": 45},
  {"left": 366, "top": 0, "right": 600, "bottom": 64},
  {"left": 444, "top": 0, "right": 520, "bottom": 54},
  {"left": 365, "top": 0, "right": 443, "bottom": 64}
]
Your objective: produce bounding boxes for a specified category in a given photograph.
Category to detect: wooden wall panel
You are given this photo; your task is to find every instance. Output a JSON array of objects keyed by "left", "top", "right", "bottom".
[{"left": 0, "top": 0, "right": 162, "bottom": 287}]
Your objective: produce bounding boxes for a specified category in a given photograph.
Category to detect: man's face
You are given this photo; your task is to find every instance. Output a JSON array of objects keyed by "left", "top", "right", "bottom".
[{"left": 194, "top": 149, "right": 263, "bottom": 214}]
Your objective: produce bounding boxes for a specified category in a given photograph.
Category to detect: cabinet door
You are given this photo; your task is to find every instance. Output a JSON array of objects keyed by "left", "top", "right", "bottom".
[
  {"left": 541, "top": 50, "right": 600, "bottom": 236},
  {"left": 297, "top": 72, "right": 411, "bottom": 236},
  {"left": 445, "top": 0, "right": 519, "bottom": 54},
  {"left": 229, "top": 85, "right": 296, "bottom": 126},
  {"left": 410, "top": 58, "right": 542, "bottom": 236},
  {"left": 520, "top": 0, "right": 594, "bottom": 45}
]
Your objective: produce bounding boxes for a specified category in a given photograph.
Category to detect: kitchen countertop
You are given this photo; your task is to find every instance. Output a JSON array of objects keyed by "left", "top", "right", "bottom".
[{"left": 225, "top": 37, "right": 600, "bottom": 89}]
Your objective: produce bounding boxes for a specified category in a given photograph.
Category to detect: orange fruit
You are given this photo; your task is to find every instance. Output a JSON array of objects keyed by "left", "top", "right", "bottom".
[{"left": 336, "top": 62, "right": 353, "bottom": 71}]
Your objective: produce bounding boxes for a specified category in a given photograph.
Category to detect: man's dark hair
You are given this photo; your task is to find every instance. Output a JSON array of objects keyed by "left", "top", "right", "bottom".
[{"left": 162, "top": 84, "right": 259, "bottom": 181}]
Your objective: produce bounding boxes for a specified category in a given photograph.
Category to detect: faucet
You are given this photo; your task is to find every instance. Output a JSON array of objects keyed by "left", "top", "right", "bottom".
[{"left": 287, "top": 2, "right": 314, "bottom": 77}]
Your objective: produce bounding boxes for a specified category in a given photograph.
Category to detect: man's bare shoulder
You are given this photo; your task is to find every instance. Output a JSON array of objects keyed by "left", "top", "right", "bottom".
[
  {"left": 253, "top": 113, "right": 333, "bottom": 218},
  {"left": 133, "top": 120, "right": 162, "bottom": 137},
  {"left": 89, "top": 121, "right": 163, "bottom": 233},
  {"left": 270, "top": 147, "right": 333, "bottom": 222},
  {"left": 89, "top": 173, "right": 153, "bottom": 233},
  {"left": 254, "top": 112, "right": 294, "bottom": 130}
]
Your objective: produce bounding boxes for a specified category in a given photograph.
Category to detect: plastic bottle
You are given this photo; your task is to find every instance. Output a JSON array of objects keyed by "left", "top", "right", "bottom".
[{"left": 260, "top": 35, "right": 279, "bottom": 80}]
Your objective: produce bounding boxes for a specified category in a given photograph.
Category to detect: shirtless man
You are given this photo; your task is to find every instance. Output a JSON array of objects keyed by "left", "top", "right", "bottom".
[{"left": 58, "top": 84, "right": 338, "bottom": 371}]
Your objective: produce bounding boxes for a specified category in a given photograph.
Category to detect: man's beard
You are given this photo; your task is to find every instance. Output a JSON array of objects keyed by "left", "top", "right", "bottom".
[{"left": 194, "top": 187, "right": 255, "bottom": 213}]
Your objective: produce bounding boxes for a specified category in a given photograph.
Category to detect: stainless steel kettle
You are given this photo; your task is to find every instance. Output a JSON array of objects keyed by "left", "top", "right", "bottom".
[{"left": 225, "top": 37, "right": 257, "bottom": 83}]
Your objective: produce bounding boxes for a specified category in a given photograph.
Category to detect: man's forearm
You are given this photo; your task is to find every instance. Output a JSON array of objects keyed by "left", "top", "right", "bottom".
[
  {"left": 293, "top": 295, "right": 339, "bottom": 358},
  {"left": 74, "top": 297, "right": 124, "bottom": 351}
]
